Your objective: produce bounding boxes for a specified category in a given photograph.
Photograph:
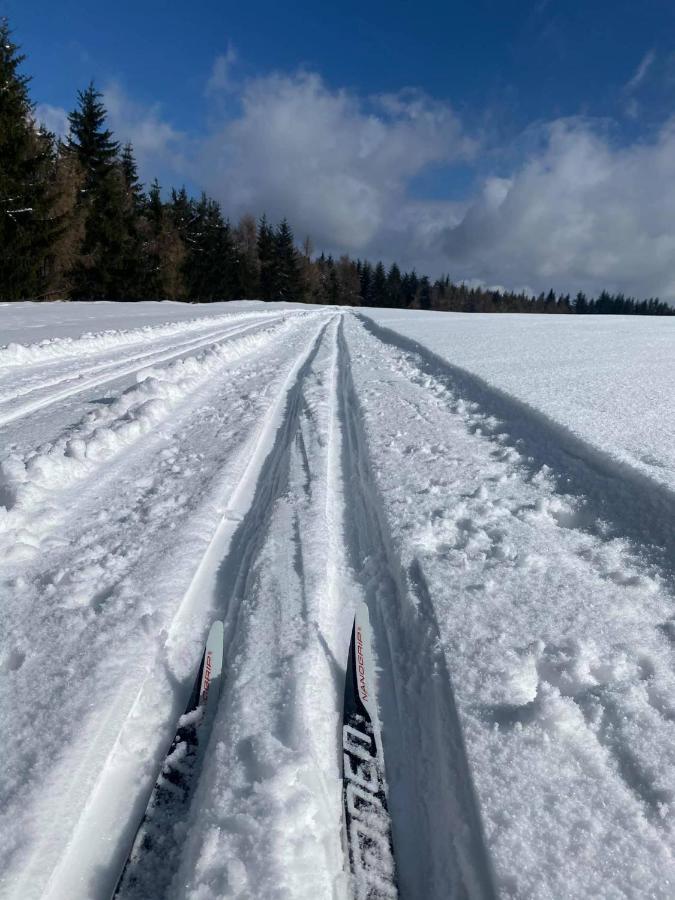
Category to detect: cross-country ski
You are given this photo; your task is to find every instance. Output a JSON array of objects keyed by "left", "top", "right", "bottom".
[
  {"left": 342, "top": 603, "right": 397, "bottom": 900},
  {"left": 114, "top": 620, "right": 225, "bottom": 898}
]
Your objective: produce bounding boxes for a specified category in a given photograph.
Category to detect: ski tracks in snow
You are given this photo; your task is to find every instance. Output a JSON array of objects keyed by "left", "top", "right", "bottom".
[
  {"left": 0, "top": 310, "right": 326, "bottom": 899},
  {"left": 2, "top": 305, "right": 674, "bottom": 900},
  {"left": 346, "top": 313, "right": 675, "bottom": 899}
]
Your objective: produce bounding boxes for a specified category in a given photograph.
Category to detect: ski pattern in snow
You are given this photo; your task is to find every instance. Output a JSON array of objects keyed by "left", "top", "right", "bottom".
[
  {"left": 342, "top": 601, "right": 398, "bottom": 899},
  {"left": 113, "top": 620, "right": 225, "bottom": 899}
]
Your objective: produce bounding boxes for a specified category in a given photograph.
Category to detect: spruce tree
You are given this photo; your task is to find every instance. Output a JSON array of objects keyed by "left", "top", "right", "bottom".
[
  {"left": 326, "top": 256, "right": 340, "bottom": 305},
  {"left": 371, "top": 261, "right": 387, "bottom": 307},
  {"left": 257, "top": 215, "right": 276, "bottom": 299},
  {"left": 359, "top": 260, "right": 373, "bottom": 306},
  {"left": 138, "top": 179, "right": 166, "bottom": 298},
  {"left": 67, "top": 83, "right": 119, "bottom": 191},
  {"left": 66, "top": 85, "right": 145, "bottom": 299},
  {"left": 121, "top": 142, "right": 144, "bottom": 210},
  {"left": 0, "top": 20, "right": 61, "bottom": 299},
  {"left": 273, "top": 218, "right": 302, "bottom": 301},
  {"left": 418, "top": 275, "right": 432, "bottom": 310},
  {"left": 234, "top": 214, "right": 260, "bottom": 298},
  {"left": 387, "top": 263, "right": 403, "bottom": 308},
  {"left": 182, "top": 194, "right": 239, "bottom": 301}
]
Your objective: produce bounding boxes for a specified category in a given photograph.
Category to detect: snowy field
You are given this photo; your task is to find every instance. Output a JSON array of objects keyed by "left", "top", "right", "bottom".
[{"left": 1, "top": 301, "right": 674, "bottom": 900}]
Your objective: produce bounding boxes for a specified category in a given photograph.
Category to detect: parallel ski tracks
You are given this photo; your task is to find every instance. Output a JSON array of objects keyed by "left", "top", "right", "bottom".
[
  {"left": 345, "top": 313, "right": 675, "bottom": 898},
  {"left": 5, "top": 309, "right": 495, "bottom": 900},
  {"left": 0, "top": 314, "right": 283, "bottom": 429},
  {"left": 335, "top": 318, "right": 497, "bottom": 900},
  {"left": 28, "top": 314, "right": 334, "bottom": 900}
]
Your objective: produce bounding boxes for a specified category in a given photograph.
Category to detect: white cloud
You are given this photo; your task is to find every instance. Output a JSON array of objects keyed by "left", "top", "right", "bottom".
[
  {"left": 442, "top": 118, "right": 675, "bottom": 300},
  {"left": 37, "top": 55, "right": 675, "bottom": 302},
  {"left": 206, "top": 44, "right": 238, "bottom": 94},
  {"left": 197, "top": 72, "right": 474, "bottom": 259},
  {"left": 103, "top": 83, "right": 187, "bottom": 180},
  {"left": 626, "top": 49, "right": 656, "bottom": 92}
]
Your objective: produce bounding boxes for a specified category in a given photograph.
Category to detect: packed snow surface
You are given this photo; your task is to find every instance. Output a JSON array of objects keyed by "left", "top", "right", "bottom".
[{"left": 1, "top": 301, "right": 673, "bottom": 900}]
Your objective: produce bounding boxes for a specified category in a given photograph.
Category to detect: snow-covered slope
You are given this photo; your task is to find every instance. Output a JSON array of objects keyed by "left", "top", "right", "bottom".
[{"left": 1, "top": 302, "right": 673, "bottom": 900}]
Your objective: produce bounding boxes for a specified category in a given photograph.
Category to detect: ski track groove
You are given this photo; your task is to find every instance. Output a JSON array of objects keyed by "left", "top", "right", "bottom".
[
  {"left": 358, "top": 313, "right": 675, "bottom": 590},
  {"left": 336, "top": 317, "right": 497, "bottom": 900},
  {"left": 164, "top": 314, "right": 350, "bottom": 899},
  {"left": 358, "top": 312, "right": 675, "bottom": 682}
]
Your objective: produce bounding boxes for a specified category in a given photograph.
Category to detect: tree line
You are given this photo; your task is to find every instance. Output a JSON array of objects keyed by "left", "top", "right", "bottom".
[{"left": 1, "top": 20, "right": 673, "bottom": 316}]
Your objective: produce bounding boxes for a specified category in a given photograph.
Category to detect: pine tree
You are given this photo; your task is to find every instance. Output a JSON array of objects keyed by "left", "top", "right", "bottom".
[
  {"left": 234, "top": 214, "right": 260, "bottom": 298},
  {"left": 67, "top": 82, "right": 119, "bottom": 191},
  {"left": 0, "top": 20, "right": 62, "bottom": 299},
  {"left": 121, "top": 142, "right": 144, "bottom": 210},
  {"left": 326, "top": 256, "right": 340, "bottom": 305},
  {"left": 137, "top": 178, "right": 184, "bottom": 298},
  {"left": 66, "top": 83, "right": 144, "bottom": 299},
  {"left": 182, "top": 194, "right": 239, "bottom": 301},
  {"left": 371, "top": 261, "right": 387, "bottom": 308},
  {"left": 257, "top": 215, "right": 276, "bottom": 300},
  {"left": 359, "top": 260, "right": 373, "bottom": 306},
  {"left": 418, "top": 275, "right": 432, "bottom": 310},
  {"left": 273, "top": 218, "right": 302, "bottom": 301},
  {"left": 401, "top": 270, "right": 419, "bottom": 307},
  {"left": 387, "top": 263, "right": 403, "bottom": 308}
]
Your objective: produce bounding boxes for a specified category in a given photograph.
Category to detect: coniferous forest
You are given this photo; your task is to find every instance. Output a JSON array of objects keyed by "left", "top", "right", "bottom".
[{"left": 1, "top": 21, "right": 673, "bottom": 315}]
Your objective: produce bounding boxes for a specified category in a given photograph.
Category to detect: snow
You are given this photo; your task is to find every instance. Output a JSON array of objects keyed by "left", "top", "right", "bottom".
[
  {"left": 361, "top": 310, "right": 675, "bottom": 495},
  {"left": 1, "top": 300, "right": 674, "bottom": 900}
]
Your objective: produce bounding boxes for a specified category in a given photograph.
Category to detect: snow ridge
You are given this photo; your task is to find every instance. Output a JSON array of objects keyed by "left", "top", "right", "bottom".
[
  {"left": 0, "top": 310, "right": 271, "bottom": 369},
  {"left": 0, "top": 317, "right": 300, "bottom": 561}
]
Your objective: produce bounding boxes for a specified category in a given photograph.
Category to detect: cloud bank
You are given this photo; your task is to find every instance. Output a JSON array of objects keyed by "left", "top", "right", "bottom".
[
  {"left": 37, "top": 56, "right": 675, "bottom": 302},
  {"left": 198, "top": 72, "right": 474, "bottom": 263},
  {"left": 443, "top": 118, "right": 675, "bottom": 300}
]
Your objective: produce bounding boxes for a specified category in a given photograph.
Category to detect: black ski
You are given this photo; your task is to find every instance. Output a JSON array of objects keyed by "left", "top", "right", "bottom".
[
  {"left": 113, "top": 620, "right": 224, "bottom": 899},
  {"left": 342, "top": 601, "right": 398, "bottom": 899}
]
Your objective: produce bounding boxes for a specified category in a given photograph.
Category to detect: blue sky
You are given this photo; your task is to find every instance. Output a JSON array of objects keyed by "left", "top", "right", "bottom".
[{"left": 9, "top": 1, "right": 675, "bottom": 299}]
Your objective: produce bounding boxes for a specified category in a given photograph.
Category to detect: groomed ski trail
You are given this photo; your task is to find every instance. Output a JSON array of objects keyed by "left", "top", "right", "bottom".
[
  {"left": 0, "top": 313, "right": 287, "bottom": 440},
  {"left": 4, "top": 304, "right": 674, "bottom": 900},
  {"left": 0, "top": 311, "right": 328, "bottom": 900},
  {"left": 336, "top": 318, "right": 496, "bottom": 900},
  {"left": 159, "top": 314, "right": 354, "bottom": 900}
]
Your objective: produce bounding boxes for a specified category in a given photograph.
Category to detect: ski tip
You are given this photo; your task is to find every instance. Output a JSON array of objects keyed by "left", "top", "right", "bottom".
[
  {"left": 351, "top": 602, "right": 376, "bottom": 722},
  {"left": 207, "top": 619, "right": 224, "bottom": 644},
  {"left": 199, "top": 620, "right": 225, "bottom": 706}
]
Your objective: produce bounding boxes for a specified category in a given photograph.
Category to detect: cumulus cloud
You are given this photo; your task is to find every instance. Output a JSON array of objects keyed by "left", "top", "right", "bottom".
[
  {"left": 442, "top": 118, "right": 675, "bottom": 300},
  {"left": 35, "top": 53, "right": 675, "bottom": 301},
  {"left": 196, "top": 72, "right": 474, "bottom": 257},
  {"left": 103, "top": 83, "right": 187, "bottom": 179}
]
